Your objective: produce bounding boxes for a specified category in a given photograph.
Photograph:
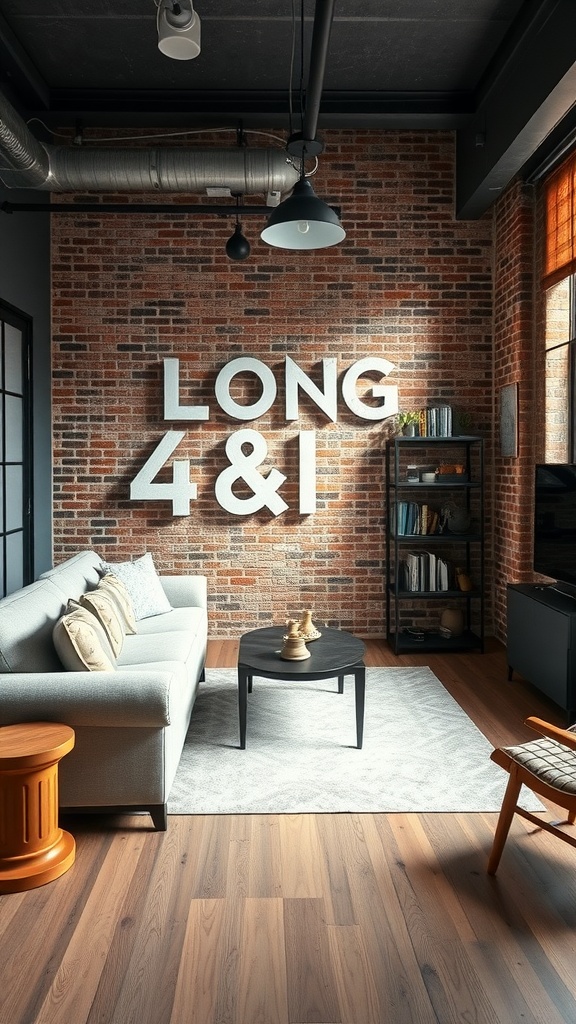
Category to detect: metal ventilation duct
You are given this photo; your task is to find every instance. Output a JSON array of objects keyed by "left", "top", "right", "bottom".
[
  {"left": 0, "top": 0, "right": 335, "bottom": 199},
  {"left": 0, "top": 91, "right": 299, "bottom": 196}
]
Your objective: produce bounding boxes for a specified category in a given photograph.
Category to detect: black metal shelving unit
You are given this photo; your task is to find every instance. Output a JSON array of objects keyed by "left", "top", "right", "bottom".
[{"left": 385, "top": 435, "right": 485, "bottom": 654}]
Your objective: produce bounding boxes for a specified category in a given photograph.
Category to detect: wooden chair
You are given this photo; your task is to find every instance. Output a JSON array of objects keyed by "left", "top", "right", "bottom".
[{"left": 488, "top": 716, "right": 576, "bottom": 874}]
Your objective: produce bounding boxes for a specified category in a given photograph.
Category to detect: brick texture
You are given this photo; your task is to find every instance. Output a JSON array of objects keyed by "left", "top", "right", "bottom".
[
  {"left": 492, "top": 179, "right": 537, "bottom": 639},
  {"left": 51, "top": 129, "right": 494, "bottom": 637}
]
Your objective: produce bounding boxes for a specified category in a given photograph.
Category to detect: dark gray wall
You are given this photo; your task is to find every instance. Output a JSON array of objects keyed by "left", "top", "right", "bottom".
[{"left": 0, "top": 187, "right": 52, "bottom": 576}]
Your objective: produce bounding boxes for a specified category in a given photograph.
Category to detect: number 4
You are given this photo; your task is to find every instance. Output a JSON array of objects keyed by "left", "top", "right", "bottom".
[{"left": 130, "top": 430, "right": 197, "bottom": 516}]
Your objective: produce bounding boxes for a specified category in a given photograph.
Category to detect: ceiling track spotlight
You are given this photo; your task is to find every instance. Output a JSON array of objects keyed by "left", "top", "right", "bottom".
[
  {"left": 156, "top": 0, "right": 201, "bottom": 60},
  {"left": 225, "top": 195, "right": 251, "bottom": 261}
]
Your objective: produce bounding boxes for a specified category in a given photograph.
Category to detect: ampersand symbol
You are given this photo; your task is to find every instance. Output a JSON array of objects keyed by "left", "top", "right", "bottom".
[{"left": 215, "top": 429, "right": 289, "bottom": 516}]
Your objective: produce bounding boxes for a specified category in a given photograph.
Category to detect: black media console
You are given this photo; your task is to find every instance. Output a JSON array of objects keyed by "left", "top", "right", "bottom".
[{"left": 507, "top": 583, "right": 576, "bottom": 723}]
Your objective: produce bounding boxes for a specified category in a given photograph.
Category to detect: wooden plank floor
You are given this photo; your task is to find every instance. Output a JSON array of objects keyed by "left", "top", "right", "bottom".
[{"left": 2, "top": 638, "right": 576, "bottom": 1024}]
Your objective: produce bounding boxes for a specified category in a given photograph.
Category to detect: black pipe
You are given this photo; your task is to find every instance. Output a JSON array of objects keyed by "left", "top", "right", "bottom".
[
  {"left": 1, "top": 200, "right": 340, "bottom": 217},
  {"left": 0, "top": 202, "right": 270, "bottom": 216},
  {"left": 302, "top": 0, "right": 337, "bottom": 144}
]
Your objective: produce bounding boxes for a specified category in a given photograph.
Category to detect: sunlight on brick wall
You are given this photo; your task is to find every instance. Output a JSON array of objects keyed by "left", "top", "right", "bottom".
[
  {"left": 492, "top": 180, "right": 536, "bottom": 639},
  {"left": 545, "top": 278, "right": 570, "bottom": 463}
]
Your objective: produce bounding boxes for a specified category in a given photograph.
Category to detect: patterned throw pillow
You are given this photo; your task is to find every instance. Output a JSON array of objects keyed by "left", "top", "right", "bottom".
[
  {"left": 53, "top": 606, "right": 116, "bottom": 672},
  {"left": 80, "top": 589, "right": 125, "bottom": 657},
  {"left": 99, "top": 552, "right": 172, "bottom": 621},
  {"left": 96, "top": 575, "right": 137, "bottom": 634}
]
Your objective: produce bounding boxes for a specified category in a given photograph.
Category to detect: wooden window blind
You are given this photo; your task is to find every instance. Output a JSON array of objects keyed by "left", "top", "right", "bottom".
[{"left": 545, "top": 152, "right": 576, "bottom": 288}]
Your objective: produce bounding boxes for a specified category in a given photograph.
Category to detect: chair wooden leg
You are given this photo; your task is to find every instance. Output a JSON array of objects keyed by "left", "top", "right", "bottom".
[
  {"left": 487, "top": 768, "right": 523, "bottom": 875},
  {"left": 569, "top": 809, "right": 576, "bottom": 825}
]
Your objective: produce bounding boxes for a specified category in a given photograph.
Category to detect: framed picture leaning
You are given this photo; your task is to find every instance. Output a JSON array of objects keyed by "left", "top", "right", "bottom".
[{"left": 500, "top": 382, "right": 518, "bottom": 457}]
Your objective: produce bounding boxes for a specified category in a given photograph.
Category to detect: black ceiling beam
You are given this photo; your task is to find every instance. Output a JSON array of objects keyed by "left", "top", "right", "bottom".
[
  {"left": 47, "top": 88, "right": 293, "bottom": 121},
  {"left": 456, "top": 0, "right": 576, "bottom": 219},
  {"left": 0, "top": 12, "right": 50, "bottom": 112},
  {"left": 26, "top": 88, "right": 472, "bottom": 132}
]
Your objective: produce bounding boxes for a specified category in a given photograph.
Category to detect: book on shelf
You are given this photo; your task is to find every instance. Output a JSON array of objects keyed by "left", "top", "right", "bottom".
[
  {"left": 418, "top": 405, "right": 452, "bottom": 437},
  {"left": 392, "top": 501, "right": 440, "bottom": 536},
  {"left": 400, "top": 551, "right": 449, "bottom": 592}
]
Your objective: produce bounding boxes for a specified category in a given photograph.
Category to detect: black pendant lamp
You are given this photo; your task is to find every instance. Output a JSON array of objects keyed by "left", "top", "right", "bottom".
[
  {"left": 225, "top": 196, "right": 251, "bottom": 261},
  {"left": 260, "top": 0, "right": 345, "bottom": 252},
  {"left": 260, "top": 173, "right": 345, "bottom": 251}
]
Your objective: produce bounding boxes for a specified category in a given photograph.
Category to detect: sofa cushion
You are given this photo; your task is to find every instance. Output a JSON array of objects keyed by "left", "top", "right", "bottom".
[
  {"left": 101, "top": 553, "right": 172, "bottom": 620},
  {"left": 0, "top": 579, "right": 67, "bottom": 672},
  {"left": 80, "top": 589, "right": 125, "bottom": 657},
  {"left": 133, "top": 607, "right": 206, "bottom": 637},
  {"left": 40, "top": 549, "right": 104, "bottom": 596},
  {"left": 96, "top": 575, "right": 137, "bottom": 633},
  {"left": 53, "top": 606, "right": 116, "bottom": 672},
  {"left": 117, "top": 630, "right": 196, "bottom": 668}
]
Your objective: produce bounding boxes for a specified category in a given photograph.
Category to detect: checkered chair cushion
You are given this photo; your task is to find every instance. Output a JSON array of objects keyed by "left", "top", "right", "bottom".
[{"left": 502, "top": 727, "right": 576, "bottom": 796}]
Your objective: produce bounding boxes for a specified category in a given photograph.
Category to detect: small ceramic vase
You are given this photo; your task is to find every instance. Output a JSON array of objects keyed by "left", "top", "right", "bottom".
[
  {"left": 440, "top": 608, "right": 464, "bottom": 637},
  {"left": 280, "top": 619, "right": 311, "bottom": 660},
  {"left": 298, "top": 609, "right": 314, "bottom": 634},
  {"left": 456, "top": 568, "right": 473, "bottom": 592}
]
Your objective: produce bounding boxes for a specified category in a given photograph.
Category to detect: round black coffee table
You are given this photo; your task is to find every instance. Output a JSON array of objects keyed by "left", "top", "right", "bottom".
[{"left": 237, "top": 625, "right": 366, "bottom": 749}]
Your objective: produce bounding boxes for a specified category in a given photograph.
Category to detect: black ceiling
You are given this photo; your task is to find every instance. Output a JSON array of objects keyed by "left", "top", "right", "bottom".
[{"left": 1, "top": 0, "right": 576, "bottom": 216}]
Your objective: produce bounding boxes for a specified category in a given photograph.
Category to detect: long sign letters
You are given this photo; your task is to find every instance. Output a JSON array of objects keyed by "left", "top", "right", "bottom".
[{"left": 130, "top": 356, "right": 399, "bottom": 516}]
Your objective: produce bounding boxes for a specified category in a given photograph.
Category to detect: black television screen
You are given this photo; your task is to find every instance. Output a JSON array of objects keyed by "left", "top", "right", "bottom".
[{"left": 534, "top": 464, "right": 576, "bottom": 589}]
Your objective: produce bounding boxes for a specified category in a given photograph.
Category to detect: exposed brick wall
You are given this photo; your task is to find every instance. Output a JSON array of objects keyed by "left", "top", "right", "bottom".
[
  {"left": 51, "top": 129, "right": 494, "bottom": 638},
  {"left": 492, "top": 179, "right": 537, "bottom": 640}
]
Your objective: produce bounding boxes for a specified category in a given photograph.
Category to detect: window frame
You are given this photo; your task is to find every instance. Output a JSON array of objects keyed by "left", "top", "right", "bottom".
[{"left": 0, "top": 301, "right": 34, "bottom": 595}]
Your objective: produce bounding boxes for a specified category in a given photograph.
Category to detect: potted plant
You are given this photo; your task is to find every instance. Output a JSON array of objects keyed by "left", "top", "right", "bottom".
[{"left": 397, "top": 410, "right": 420, "bottom": 436}]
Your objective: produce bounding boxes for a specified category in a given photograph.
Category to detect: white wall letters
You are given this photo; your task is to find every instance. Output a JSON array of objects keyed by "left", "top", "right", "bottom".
[
  {"left": 133, "top": 354, "right": 399, "bottom": 517},
  {"left": 341, "top": 356, "right": 399, "bottom": 420},
  {"left": 285, "top": 356, "right": 338, "bottom": 422},
  {"left": 298, "top": 429, "right": 317, "bottom": 514},
  {"left": 130, "top": 430, "right": 197, "bottom": 516},
  {"left": 215, "top": 429, "right": 288, "bottom": 516},
  {"left": 163, "top": 358, "right": 209, "bottom": 421},
  {"left": 214, "top": 356, "right": 277, "bottom": 421}
]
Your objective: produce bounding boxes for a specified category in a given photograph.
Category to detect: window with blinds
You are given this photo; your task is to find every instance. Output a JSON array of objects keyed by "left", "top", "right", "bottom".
[{"left": 545, "top": 152, "right": 576, "bottom": 288}]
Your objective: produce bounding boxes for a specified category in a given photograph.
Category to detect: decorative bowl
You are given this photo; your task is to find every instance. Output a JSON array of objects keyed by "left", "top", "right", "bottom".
[{"left": 283, "top": 627, "right": 322, "bottom": 643}]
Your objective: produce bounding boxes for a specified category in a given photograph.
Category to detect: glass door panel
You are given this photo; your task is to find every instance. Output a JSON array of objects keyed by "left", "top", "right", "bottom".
[
  {"left": 5, "top": 465, "right": 23, "bottom": 531},
  {"left": 6, "top": 532, "right": 23, "bottom": 593},
  {"left": 5, "top": 395, "right": 23, "bottom": 461},
  {"left": 4, "top": 324, "right": 23, "bottom": 395},
  {"left": 0, "top": 306, "right": 32, "bottom": 596}
]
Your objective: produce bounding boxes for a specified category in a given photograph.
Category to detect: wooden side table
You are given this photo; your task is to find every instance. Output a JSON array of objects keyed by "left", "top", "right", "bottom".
[{"left": 0, "top": 722, "right": 76, "bottom": 893}]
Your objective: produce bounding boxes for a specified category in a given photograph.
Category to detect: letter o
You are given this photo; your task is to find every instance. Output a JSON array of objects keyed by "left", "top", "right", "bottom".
[{"left": 215, "top": 357, "right": 277, "bottom": 421}]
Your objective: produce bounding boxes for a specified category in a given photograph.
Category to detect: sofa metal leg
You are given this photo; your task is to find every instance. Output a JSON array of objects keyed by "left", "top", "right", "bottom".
[{"left": 149, "top": 804, "right": 167, "bottom": 831}]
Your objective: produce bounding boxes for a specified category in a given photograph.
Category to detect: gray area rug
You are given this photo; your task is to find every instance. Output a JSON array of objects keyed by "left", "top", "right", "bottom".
[{"left": 168, "top": 667, "right": 543, "bottom": 814}]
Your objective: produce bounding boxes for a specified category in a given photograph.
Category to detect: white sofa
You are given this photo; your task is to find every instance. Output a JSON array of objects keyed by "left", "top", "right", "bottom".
[{"left": 0, "top": 550, "right": 208, "bottom": 830}]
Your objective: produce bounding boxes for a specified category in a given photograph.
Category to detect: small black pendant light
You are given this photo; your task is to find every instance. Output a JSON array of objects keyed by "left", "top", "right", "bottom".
[{"left": 225, "top": 196, "right": 251, "bottom": 261}]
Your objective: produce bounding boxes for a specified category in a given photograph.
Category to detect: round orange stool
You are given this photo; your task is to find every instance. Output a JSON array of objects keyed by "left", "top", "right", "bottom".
[{"left": 0, "top": 722, "right": 75, "bottom": 893}]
